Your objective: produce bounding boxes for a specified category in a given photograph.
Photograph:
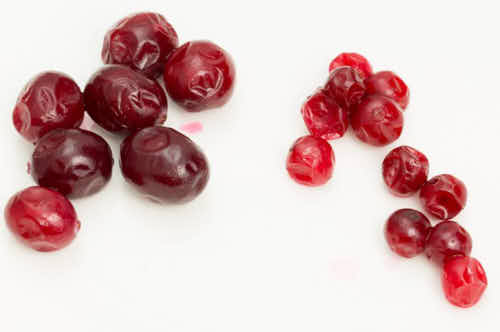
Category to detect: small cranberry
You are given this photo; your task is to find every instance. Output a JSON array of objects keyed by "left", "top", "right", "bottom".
[
  {"left": 286, "top": 135, "right": 335, "bottom": 186},
  {"left": 329, "top": 53, "right": 373, "bottom": 79},
  {"left": 324, "top": 66, "right": 366, "bottom": 112},
  {"left": 163, "top": 40, "right": 236, "bottom": 112},
  {"left": 419, "top": 174, "right": 467, "bottom": 220},
  {"left": 425, "top": 221, "right": 472, "bottom": 266},
  {"left": 384, "top": 209, "right": 431, "bottom": 258},
  {"left": 12, "top": 71, "right": 84, "bottom": 144},
  {"left": 4, "top": 186, "right": 80, "bottom": 252},
  {"left": 365, "top": 71, "right": 410, "bottom": 110}
]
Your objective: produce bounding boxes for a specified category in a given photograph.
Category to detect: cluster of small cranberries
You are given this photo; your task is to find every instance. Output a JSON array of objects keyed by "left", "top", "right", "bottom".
[{"left": 6, "top": 12, "right": 235, "bottom": 252}]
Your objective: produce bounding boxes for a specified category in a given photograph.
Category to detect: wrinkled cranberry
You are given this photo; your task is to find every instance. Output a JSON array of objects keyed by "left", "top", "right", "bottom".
[
  {"left": 419, "top": 174, "right": 467, "bottom": 220},
  {"left": 301, "top": 89, "right": 348, "bottom": 140},
  {"left": 329, "top": 52, "right": 373, "bottom": 79},
  {"left": 120, "top": 126, "right": 209, "bottom": 204},
  {"left": 286, "top": 135, "right": 335, "bottom": 186},
  {"left": 365, "top": 71, "right": 410, "bottom": 110},
  {"left": 31, "top": 129, "right": 114, "bottom": 198},
  {"left": 84, "top": 65, "right": 167, "bottom": 133},
  {"left": 163, "top": 40, "right": 236, "bottom": 112},
  {"left": 324, "top": 66, "right": 366, "bottom": 112},
  {"left": 425, "top": 221, "right": 472, "bottom": 266},
  {"left": 4, "top": 186, "right": 80, "bottom": 252},
  {"left": 382, "top": 146, "right": 429, "bottom": 197},
  {"left": 384, "top": 209, "right": 431, "bottom": 258},
  {"left": 351, "top": 95, "right": 404, "bottom": 146},
  {"left": 12, "top": 71, "right": 84, "bottom": 144},
  {"left": 102, "top": 12, "right": 179, "bottom": 79},
  {"left": 442, "top": 256, "right": 487, "bottom": 308}
]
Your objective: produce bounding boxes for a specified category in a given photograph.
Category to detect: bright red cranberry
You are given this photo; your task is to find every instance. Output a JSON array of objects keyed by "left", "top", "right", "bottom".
[
  {"left": 351, "top": 95, "right": 404, "bottom": 146},
  {"left": 84, "top": 65, "right": 167, "bottom": 133},
  {"left": 286, "top": 135, "right": 335, "bottom": 186},
  {"left": 442, "top": 256, "right": 487, "bottom": 308},
  {"left": 324, "top": 67, "right": 366, "bottom": 112},
  {"left": 329, "top": 53, "right": 373, "bottom": 79},
  {"left": 31, "top": 129, "right": 114, "bottom": 198},
  {"left": 384, "top": 209, "right": 431, "bottom": 258},
  {"left": 365, "top": 71, "right": 410, "bottom": 110},
  {"left": 425, "top": 221, "right": 472, "bottom": 266},
  {"left": 120, "top": 126, "right": 209, "bottom": 204},
  {"left": 419, "top": 174, "right": 467, "bottom": 220},
  {"left": 163, "top": 40, "right": 236, "bottom": 112},
  {"left": 301, "top": 89, "right": 348, "bottom": 140},
  {"left": 12, "top": 72, "right": 84, "bottom": 144},
  {"left": 4, "top": 186, "right": 80, "bottom": 252},
  {"left": 102, "top": 12, "right": 179, "bottom": 79},
  {"left": 382, "top": 146, "right": 429, "bottom": 197}
]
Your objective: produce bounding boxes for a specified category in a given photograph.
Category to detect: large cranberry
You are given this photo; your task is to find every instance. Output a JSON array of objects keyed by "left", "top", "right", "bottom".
[
  {"left": 286, "top": 135, "right": 335, "bottom": 186},
  {"left": 12, "top": 71, "right": 84, "bottom": 144},
  {"left": 384, "top": 209, "right": 431, "bottom": 258},
  {"left": 425, "top": 221, "right": 472, "bottom": 266},
  {"left": 365, "top": 71, "right": 410, "bottom": 110},
  {"left": 4, "top": 186, "right": 80, "bottom": 252},
  {"left": 31, "top": 129, "right": 114, "bottom": 198},
  {"left": 120, "top": 126, "right": 209, "bottom": 204},
  {"left": 329, "top": 52, "right": 373, "bottom": 79},
  {"left": 324, "top": 66, "right": 366, "bottom": 112},
  {"left": 351, "top": 95, "right": 404, "bottom": 146},
  {"left": 102, "top": 12, "right": 179, "bottom": 79},
  {"left": 163, "top": 40, "right": 236, "bottom": 112},
  {"left": 382, "top": 146, "right": 429, "bottom": 197},
  {"left": 84, "top": 65, "right": 167, "bottom": 133},
  {"left": 419, "top": 174, "right": 467, "bottom": 220}
]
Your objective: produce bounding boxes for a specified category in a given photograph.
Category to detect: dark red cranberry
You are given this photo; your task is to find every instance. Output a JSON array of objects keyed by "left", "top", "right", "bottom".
[
  {"left": 31, "top": 129, "right": 114, "bottom": 198},
  {"left": 301, "top": 89, "right": 348, "bottom": 140},
  {"left": 419, "top": 174, "right": 467, "bottom": 220},
  {"left": 324, "top": 66, "right": 366, "bottom": 112},
  {"left": 4, "top": 186, "right": 80, "bottom": 252},
  {"left": 365, "top": 71, "right": 410, "bottom": 110},
  {"left": 120, "top": 126, "right": 209, "bottom": 204},
  {"left": 84, "top": 65, "right": 167, "bottom": 133},
  {"left": 12, "top": 71, "right": 84, "bottom": 144},
  {"left": 102, "top": 12, "right": 179, "bottom": 79},
  {"left": 384, "top": 209, "right": 431, "bottom": 258},
  {"left": 286, "top": 135, "right": 335, "bottom": 186},
  {"left": 329, "top": 52, "right": 373, "bottom": 79},
  {"left": 425, "top": 221, "right": 472, "bottom": 266},
  {"left": 382, "top": 146, "right": 429, "bottom": 197},
  {"left": 163, "top": 40, "right": 236, "bottom": 112},
  {"left": 351, "top": 95, "right": 404, "bottom": 146},
  {"left": 442, "top": 256, "right": 487, "bottom": 308}
]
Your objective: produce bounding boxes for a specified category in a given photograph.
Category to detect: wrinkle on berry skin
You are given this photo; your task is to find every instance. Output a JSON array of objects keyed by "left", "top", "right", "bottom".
[
  {"left": 420, "top": 174, "right": 467, "bottom": 220},
  {"left": 442, "top": 257, "right": 487, "bottom": 308}
]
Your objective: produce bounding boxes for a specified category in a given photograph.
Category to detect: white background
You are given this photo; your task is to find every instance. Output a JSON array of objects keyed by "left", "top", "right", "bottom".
[{"left": 0, "top": 0, "right": 498, "bottom": 330}]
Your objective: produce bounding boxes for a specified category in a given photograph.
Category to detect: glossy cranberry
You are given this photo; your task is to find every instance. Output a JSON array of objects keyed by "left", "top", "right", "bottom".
[
  {"left": 301, "top": 89, "right": 348, "bottom": 140},
  {"left": 382, "top": 146, "right": 429, "bottom": 197},
  {"left": 163, "top": 40, "right": 236, "bottom": 112},
  {"left": 442, "top": 256, "right": 487, "bottom": 308},
  {"left": 324, "top": 66, "right": 366, "bottom": 112},
  {"left": 365, "top": 71, "right": 410, "bottom": 110},
  {"left": 286, "top": 135, "right": 335, "bottom": 186},
  {"left": 120, "top": 127, "right": 209, "bottom": 204},
  {"left": 384, "top": 209, "right": 431, "bottom": 258},
  {"left": 419, "top": 174, "right": 467, "bottom": 220},
  {"left": 31, "top": 129, "right": 114, "bottom": 198},
  {"left": 351, "top": 95, "right": 404, "bottom": 146},
  {"left": 84, "top": 65, "right": 167, "bottom": 133},
  {"left": 329, "top": 52, "right": 373, "bottom": 79},
  {"left": 425, "top": 221, "right": 472, "bottom": 266},
  {"left": 12, "top": 72, "right": 84, "bottom": 144},
  {"left": 4, "top": 186, "right": 80, "bottom": 252},
  {"left": 102, "top": 12, "right": 179, "bottom": 79}
]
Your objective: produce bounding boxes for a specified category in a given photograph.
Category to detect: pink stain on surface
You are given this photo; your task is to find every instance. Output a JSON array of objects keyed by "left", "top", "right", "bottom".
[
  {"left": 330, "top": 258, "right": 360, "bottom": 281},
  {"left": 180, "top": 121, "right": 203, "bottom": 134},
  {"left": 27, "top": 161, "right": 31, "bottom": 175}
]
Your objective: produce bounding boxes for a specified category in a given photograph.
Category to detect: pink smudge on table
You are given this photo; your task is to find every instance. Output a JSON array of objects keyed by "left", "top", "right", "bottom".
[
  {"left": 330, "top": 258, "right": 360, "bottom": 281},
  {"left": 27, "top": 162, "right": 31, "bottom": 175},
  {"left": 180, "top": 121, "right": 203, "bottom": 134}
]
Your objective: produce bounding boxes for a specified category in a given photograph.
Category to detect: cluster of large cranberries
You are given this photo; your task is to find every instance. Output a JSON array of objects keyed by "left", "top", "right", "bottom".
[{"left": 6, "top": 12, "right": 235, "bottom": 252}]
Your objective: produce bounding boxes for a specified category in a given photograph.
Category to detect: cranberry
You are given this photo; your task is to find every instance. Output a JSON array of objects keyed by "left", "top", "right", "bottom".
[
  {"left": 324, "top": 67, "right": 366, "bottom": 112},
  {"left": 120, "top": 126, "right": 209, "bottom": 204},
  {"left": 102, "top": 12, "right": 179, "bottom": 79},
  {"left": 12, "top": 71, "right": 84, "bottom": 144},
  {"left": 351, "top": 95, "right": 404, "bottom": 146},
  {"left": 286, "top": 135, "right": 335, "bottom": 186},
  {"left": 442, "top": 256, "right": 487, "bottom": 308},
  {"left": 382, "top": 146, "right": 429, "bottom": 197},
  {"left": 31, "top": 129, "right": 114, "bottom": 198},
  {"left": 163, "top": 40, "right": 236, "bottom": 112},
  {"left": 329, "top": 52, "right": 373, "bottom": 79},
  {"left": 425, "top": 221, "right": 472, "bottom": 266},
  {"left": 419, "top": 174, "right": 467, "bottom": 220},
  {"left": 301, "top": 89, "right": 348, "bottom": 140},
  {"left": 84, "top": 65, "right": 167, "bottom": 133},
  {"left": 365, "top": 71, "right": 410, "bottom": 110},
  {"left": 4, "top": 186, "right": 80, "bottom": 252},
  {"left": 384, "top": 209, "right": 431, "bottom": 258}
]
